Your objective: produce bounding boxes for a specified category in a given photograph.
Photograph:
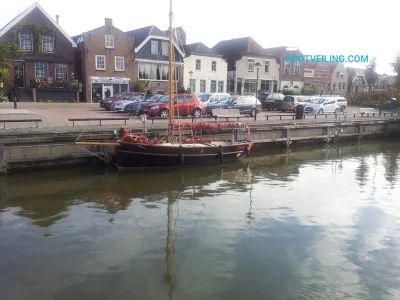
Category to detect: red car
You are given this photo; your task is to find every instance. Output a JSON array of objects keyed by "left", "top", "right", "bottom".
[
  {"left": 143, "top": 94, "right": 203, "bottom": 118},
  {"left": 100, "top": 92, "right": 142, "bottom": 109}
]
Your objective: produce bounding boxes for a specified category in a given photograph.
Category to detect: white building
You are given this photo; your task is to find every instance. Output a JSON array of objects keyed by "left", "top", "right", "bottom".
[
  {"left": 183, "top": 43, "right": 227, "bottom": 94},
  {"left": 212, "top": 37, "right": 280, "bottom": 95}
]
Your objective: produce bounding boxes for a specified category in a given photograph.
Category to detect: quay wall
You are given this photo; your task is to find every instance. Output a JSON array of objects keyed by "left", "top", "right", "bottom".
[{"left": 1, "top": 119, "right": 400, "bottom": 174}]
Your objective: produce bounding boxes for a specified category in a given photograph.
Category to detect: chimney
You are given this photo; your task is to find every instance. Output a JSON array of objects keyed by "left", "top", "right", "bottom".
[
  {"left": 56, "top": 15, "right": 59, "bottom": 24},
  {"left": 105, "top": 18, "right": 113, "bottom": 26}
]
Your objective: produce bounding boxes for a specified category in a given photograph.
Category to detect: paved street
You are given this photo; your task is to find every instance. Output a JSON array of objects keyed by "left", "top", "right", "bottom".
[{"left": 0, "top": 102, "right": 399, "bottom": 130}]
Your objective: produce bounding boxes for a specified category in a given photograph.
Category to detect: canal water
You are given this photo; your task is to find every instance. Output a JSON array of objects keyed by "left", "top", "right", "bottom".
[{"left": 1, "top": 141, "right": 400, "bottom": 300}]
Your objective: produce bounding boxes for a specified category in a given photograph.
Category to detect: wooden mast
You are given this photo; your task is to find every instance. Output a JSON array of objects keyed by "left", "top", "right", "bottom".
[{"left": 168, "top": 0, "right": 174, "bottom": 143}]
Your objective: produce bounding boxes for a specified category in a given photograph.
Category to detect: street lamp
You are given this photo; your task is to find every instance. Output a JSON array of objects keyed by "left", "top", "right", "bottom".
[
  {"left": 379, "top": 74, "right": 388, "bottom": 116},
  {"left": 254, "top": 61, "right": 263, "bottom": 121}
]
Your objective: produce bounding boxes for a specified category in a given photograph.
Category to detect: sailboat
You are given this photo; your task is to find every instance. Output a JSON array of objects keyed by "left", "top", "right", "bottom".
[{"left": 76, "top": 0, "right": 253, "bottom": 170}]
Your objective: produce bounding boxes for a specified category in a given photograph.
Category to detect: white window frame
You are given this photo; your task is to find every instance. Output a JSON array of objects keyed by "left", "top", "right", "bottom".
[
  {"left": 35, "top": 62, "right": 48, "bottom": 80},
  {"left": 196, "top": 59, "right": 201, "bottom": 70},
  {"left": 95, "top": 55, "right": 106, "bottom": 70},
  {"left": 55, "top": 63, "right": 68, "bottom": 81},
  {"left": 105, "top": 34, "right": 114, "bottom": 48},
  {"left": 115, "top": 56, "right": 124, "bottom": 71},
  {"left": 42, "top": 35, "right": 54, "bottom": 53},
  {"left": 151, "top": 41, "right": 158, "bottom": 55},
  {"left": 161, "top": 42, "right": 168, "bottom": 56},
  {"left": 284, "top": 61, "right": 290, "bottom": 74},
  {"left": 211, "top": 61, "right": 217, "bottom": 72},
  {"left": 294, "top": 62, "right": 300, "bottom": 75},
  {"left": 264, "top": 61, "right": 270, "bottom": 73},
  {"left": 19, "top": 32, "right": 33, "bottom": 51},
  {"left": 248, "top": 59, "right": 254, "bottom": 72},
  {"left": 200, "top": 79, "right": 206, "bottom": 92}
]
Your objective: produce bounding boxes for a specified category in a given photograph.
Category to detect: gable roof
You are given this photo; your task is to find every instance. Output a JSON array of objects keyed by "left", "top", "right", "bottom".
[
  {"left": 183, "top": 42, "right": 221, "bottom": 57},
  {"left": 0, "top": 2, "right": 77, "bottom": 47},
  {"left": 125, "top": 25, "right": 166, "bottom": 47},
  {"left": 212, "top": 37, "right": 278, "bottom": 61}
]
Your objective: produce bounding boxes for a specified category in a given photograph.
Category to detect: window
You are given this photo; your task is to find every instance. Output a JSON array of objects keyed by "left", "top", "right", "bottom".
[
  {"left": 190, "top": 79, "right": 196, "bottom": 93},
  {"left": 105, "top": 34, "right": 114, "bottom": 48},
  {"left": 55, "top": 63, "right": 68, "bottom": 81},
  {"left": 294, "top": 62, "right": 300, "bottom": 75},
  {"left": 200, "top": 80, "right": 206, "bottom": 92},
  {"left": 340, "top": 73, "right": 344, "bottom": 78},
  {"left": 185, "top": 95, "right": 194, "bottom": 102},
  {"left": 95, "top": 55, "right": 106, "bottom": 70},
  {"left": 138, "top": 63, "right": 170, "bottom": 80},
  {"left": 151, "top": 41, "right": 158, "bottom": 55},
  {"left": 211, "top": 80, "right": 217, "bottom": 93},
  {"left": 248, "top": 59, "right": 254, "bottom": 72},
  {"left": 176, "top": 95, "right": 185, "bottom": 103},
  {"left": 260, "top": 80, "right": 270, "bottom": 91},
  {"left": 318, "top": 72, "right": 321, "bottom": 77},
  {"left": 218, "top": 81, "right": 224, "bottom": 92},
  {"left": 284, "top": 61, "right": 290, "bottom": 74},
  {"left": 115, "top": 56, "right": 124, "bottom": 71},
  {"left": 212, "top": 61, "right": 216, "bottom": 72},
  {"left": 35, "top": 62, "right": 48, "bottom": 80},
  {"left": 162, "top": 42, "right": 168, "bottom": 56},
  {"left": 342, "top": 83, "right": 346, "bottom": 90},
  {"left": 174, "top": 66, "right": 179, "bottom": 81},
  {"left": 333, "top": 83, "right": 336, "bottom": 90},
  {"left": 336, "top": 72, "right": 339, "bottom": 78},
  {"left": 42, "top": 35, "right": 54, "bottom": 53},
  {"left": 196, "top": 59, "right": 201, "bottom": 70},
  {"left": 338, "top": 82, "right": 341, "bottom": 89},
  {"left": 19, "top": 33, "right": 32, "bottom": 51},
  {"left": 264, "top": 61, "right": 270, "bottom": 73}
]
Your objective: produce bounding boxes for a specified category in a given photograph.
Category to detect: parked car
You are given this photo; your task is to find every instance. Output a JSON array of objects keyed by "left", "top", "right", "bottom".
[
  {"left": 126, "top": 94, "right": 166, "bottom": 116},
  {"left": 205, "top": 95, "right": 261, "bottom": 117},
  {"left": 198, "top": 93, "right": 230, "bottom": 107},
  {"left": 304, "top": 98, "right": 340, "bottom": 114},
  {"left": 100, "top": 92, "right": 142, "bottom": 109},
  {"left": 281, "top": 95, "right": 311, "bottom": 112},
  {"left": 143, "top": 94, "right": 203, "bottom": 118},
  {"left": 111, "top": 94, "right": 143, "bottom": 112},
  {"left": 333, "top": 97, "right": 348, "bottom": 112},
  {"left": 258, "top": 92, "right": 285, "bottom": 111}
]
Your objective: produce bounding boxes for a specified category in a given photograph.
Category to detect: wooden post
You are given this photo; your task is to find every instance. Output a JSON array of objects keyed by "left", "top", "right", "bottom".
[
  {"left": 358, "top": 123, "right": 362, "bottom": 141},
  {"left": 326, "top": 126, "right": 330, "bottom": 144},
  {"left": 0, "top": 144, "right": 6, "bottom": 175},
  {"left": 103, "top": 145, "right": 110, "bottom": 165},
  {"left": 286, "top": 128, "right": 291, "bottom": 149},
  {"left": 32, "top": 88, "right": 37, "bottom": 102}
]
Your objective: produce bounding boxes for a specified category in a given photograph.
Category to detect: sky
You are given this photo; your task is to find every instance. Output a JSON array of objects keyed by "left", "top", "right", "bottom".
[{"left": 0, "top": 0, "right": 398, "bottom": 75}]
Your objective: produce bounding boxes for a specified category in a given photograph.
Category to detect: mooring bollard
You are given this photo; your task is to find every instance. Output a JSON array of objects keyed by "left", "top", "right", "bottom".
[{"left": 141, "top": 114, "right": 148, "bottom": 133}]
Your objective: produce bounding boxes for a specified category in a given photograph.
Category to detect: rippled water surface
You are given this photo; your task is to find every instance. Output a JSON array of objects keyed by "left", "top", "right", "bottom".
[{"left": 1, "top": 141, "right": 400, "bottom": 300}]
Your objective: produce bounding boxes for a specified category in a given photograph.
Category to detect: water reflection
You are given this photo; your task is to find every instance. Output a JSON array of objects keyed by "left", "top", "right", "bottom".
[{"left": 0, "top": 140, "right": 400, "bottom": 300}]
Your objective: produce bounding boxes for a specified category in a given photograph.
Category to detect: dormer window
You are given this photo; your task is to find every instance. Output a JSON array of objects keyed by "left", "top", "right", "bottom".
[
  {"left": 162, "top": 42, "right": 168, "bottom": 56},
  {"left": 19, "top": 33, "right": 33, "bottom": 51},
  {"left": 42, "top": 35, "right": 54, "bottom": 53},
  {"left": 105, "top": 34, "right": 114, "bottom": 48},
  {"left": 151, "top": 41, "right": 158, "bottom": 55}
]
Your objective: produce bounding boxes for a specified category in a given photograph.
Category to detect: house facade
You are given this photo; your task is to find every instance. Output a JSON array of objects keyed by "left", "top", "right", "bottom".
[
  {"left": 73, "top": 18, "right": 134, "bottom": 102},
  {"left": 303, "top": 62, "right": 317, "bottom": 87},
  {"left": 182, "top": 43, "right": 227, "bottom": 93},
  {"left": 212, "top": 37, "right": 280, "bottom": 95},
  {"left": 331, "top": 62, "right": 348, "bottom": 95},
  {"left": 264, "top": 46, "right": 305, "bottom": 91},
  {"left": 0, "top": 2, "right": 78, "bottom": 101},
  {"left": 346, "top": 67, "right": 367, "bottom": 94},
  {"left": 125, "top": 25, "right": 185, "bottom": 94}
]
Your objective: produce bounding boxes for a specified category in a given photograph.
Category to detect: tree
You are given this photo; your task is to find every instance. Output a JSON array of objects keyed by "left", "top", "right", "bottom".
[
  {"left": 364, "top": 57, "right": 379, "bottom": 93},
  {"left": 300, "top": 84, "right": 317, "bottom": 96},
  {"left": 0, "top": 42, "right": 21, "bottom": 85},
  {"left": 391, "top": 52, "right": 400, "bottom": 89},
  {"left": 132, "top": 79, "right": 146, "bottom": 92}
]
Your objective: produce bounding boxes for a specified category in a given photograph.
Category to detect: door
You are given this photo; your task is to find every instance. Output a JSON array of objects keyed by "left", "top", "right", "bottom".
[
  {"left": 13, "top": 61, "right": 24, "bottom": 88},
  {"left": 243, "top": 97, "right": 256, "bottom": 114},
  {"left": 102, "top": 84, "right": 113, "bottom": 100},
  {"left": 173, "top": 95, "right": 185, "bottom": 116}
]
